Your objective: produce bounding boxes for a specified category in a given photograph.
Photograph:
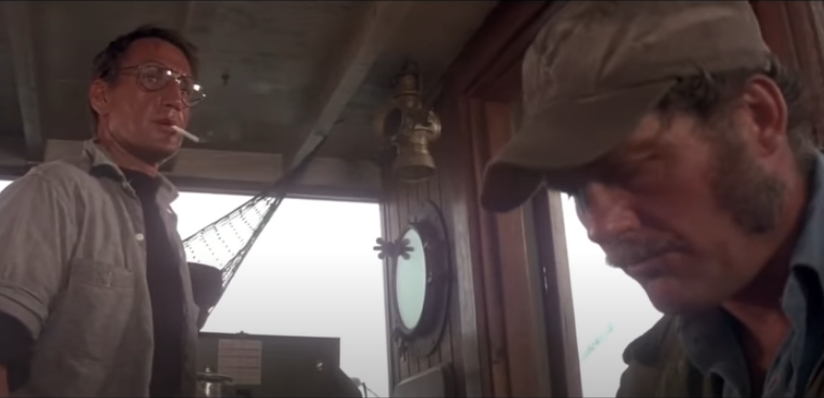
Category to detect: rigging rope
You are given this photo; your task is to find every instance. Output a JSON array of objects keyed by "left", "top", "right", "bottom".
[{"left": 182, "top": 136, "right": 330, "bottom": 316}]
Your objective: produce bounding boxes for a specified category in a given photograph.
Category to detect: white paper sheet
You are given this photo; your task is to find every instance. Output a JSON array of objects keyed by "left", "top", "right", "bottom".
[{"left": 217, "top": 338, "right": 263, "bottom": 385}]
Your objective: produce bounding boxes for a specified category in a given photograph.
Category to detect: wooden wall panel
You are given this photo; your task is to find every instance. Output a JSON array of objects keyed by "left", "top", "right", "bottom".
[
  {"left": 751, "top": 1, "right": 824, "bottom": 145},
  {"left": 380, "top": 172, "right": 401, "bottom": 387},
  {"left": 380, "top": 153, "right": 464, "bottom": 395},
  {"left": 380, "top": 1, "right": 563, "bottom": 397}
]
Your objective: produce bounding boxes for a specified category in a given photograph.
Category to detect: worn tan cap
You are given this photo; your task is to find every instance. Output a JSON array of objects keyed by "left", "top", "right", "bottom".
[{"left": 481, "top": 1, "right": 772, "bottom": 212}]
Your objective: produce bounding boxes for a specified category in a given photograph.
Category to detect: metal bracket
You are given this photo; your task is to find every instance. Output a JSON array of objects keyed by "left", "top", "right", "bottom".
[{"left": 373, "top": 236, "right": 411, "bottom": 261}]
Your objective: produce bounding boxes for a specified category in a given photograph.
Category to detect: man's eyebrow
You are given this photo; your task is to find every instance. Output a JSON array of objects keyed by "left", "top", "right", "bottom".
[{"left": 141, "top": 60, "right": 190, "bottom": 76}]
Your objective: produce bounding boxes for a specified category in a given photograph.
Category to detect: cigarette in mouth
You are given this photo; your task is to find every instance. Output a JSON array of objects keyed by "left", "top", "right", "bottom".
[{"left": 171, "top": 125, "right": 201, "bottom": 143}]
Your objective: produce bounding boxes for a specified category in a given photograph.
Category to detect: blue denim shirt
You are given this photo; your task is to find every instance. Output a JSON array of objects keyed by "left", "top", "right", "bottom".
[{"left": 678, "top": 154, "right": 824, "bottom": 397}]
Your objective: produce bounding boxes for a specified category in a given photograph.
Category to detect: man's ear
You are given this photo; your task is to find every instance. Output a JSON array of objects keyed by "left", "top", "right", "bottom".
[
  {"left": 740, "top": 74, "right": 788, "bottom": 158},
  {"left": 89, "top": 79, "right": 111, "bottom": 117}
]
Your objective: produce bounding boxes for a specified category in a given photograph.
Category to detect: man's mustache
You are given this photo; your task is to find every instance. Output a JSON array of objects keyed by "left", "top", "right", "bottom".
[{"left": 601, "top": 234, "right": 689, "bottom": 269}]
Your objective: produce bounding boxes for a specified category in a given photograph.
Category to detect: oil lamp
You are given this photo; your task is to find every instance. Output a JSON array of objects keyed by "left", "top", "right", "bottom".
[{"left": 374, "top": 61, "right": 442, "bottom": 183}]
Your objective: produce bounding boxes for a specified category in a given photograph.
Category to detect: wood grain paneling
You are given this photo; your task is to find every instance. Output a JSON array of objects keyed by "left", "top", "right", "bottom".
[
  {"left": 381, "top": 152, "right": 463, "bottom": 395},
  {"left": 751, "top": 1, "right": 824, "bottom": 145},
  {"left": 380, "top": 1, "right": 563, "bottom": 397},
  {"left": 528, "top": 192, "right": 581, "bottom": 398}
]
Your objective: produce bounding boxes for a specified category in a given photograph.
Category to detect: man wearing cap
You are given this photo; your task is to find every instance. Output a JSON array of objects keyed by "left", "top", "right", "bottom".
[{"left": 482, "top": 1, "right": 824, "bottom": 397}]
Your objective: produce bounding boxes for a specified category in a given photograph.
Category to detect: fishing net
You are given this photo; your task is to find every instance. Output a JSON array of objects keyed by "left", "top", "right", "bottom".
[
  {"left": 182, "top": 138, "right": 328, "bottom": 317},
  {"left": 183, "top": 191, "right": 282, "bottom": 294}
]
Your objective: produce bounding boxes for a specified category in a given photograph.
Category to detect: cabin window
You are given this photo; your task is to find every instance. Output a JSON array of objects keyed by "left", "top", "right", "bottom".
[
  {"left": 559, "top": 193, "right": 662, "bottom": 397},
  {"left": 173, "top": 193, "right": 390, "bottom": 397}
]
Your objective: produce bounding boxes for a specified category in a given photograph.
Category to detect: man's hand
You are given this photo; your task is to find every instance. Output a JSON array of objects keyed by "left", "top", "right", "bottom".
[{"left": 0, "top": 365, "right": 9, "bottom": 397}]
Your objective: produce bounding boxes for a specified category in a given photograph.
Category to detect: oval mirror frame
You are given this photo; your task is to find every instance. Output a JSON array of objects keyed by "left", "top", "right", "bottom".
[{"left": 389, "top": 200, "right": 451, "bottom": 357}]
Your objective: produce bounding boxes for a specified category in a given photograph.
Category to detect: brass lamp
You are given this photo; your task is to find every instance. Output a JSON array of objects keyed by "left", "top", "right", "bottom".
[{"left": 374, "top": 62, "right": 442, "bottom": 183}]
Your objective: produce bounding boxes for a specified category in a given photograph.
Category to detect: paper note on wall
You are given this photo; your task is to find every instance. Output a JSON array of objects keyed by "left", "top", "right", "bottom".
[{"left": 217, "top": 339, "right": 263, "bottom": 385}]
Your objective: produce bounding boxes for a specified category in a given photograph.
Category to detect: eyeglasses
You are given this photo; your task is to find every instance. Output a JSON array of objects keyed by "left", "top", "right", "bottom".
[{"left": 119, "top": 63, "right": 206, "bottom": 107}]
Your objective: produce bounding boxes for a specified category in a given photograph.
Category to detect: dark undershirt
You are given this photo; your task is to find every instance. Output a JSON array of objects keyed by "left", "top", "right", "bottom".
[
  {"left": 122, "top": 168, "right": 185, "bottom": 397},
  {"left": 0, "top": 169, "right": 185, "bottom": 396},
  {"left": 0, "top": 312, "right": 32, "bottom": 391}
]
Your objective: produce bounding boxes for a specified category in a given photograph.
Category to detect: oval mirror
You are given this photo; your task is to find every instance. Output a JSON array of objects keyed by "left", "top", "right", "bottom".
[{"left": 394, "top": 227, "right": 428, "bottom": 331}]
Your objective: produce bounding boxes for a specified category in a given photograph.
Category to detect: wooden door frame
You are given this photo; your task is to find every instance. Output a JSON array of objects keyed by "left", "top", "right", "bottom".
[{"left": 434, "top": 1, "right": 580, "bottom": 396}]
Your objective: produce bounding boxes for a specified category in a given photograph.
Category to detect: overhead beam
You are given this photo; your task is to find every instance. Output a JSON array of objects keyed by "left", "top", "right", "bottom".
[
  {"left": 284, "top": 1, "right": 412, "bottom": 171},
  {"left": 39, "top": 139, "right": 381, "bottom": 200},
  {"left": 3, "top": 1, "right": 45, "bottom": 162}
]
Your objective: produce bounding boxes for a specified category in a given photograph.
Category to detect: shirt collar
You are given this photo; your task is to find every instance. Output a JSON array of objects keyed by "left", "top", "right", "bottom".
[
  {"left": 789, "top": 154, "right": 824, "bottom": 273},
  {"left": 676, "top": 309, "right": 751, "bottom": 396},
  {"left": 81, "top": 139, "right": 179, "bottom": 204}
]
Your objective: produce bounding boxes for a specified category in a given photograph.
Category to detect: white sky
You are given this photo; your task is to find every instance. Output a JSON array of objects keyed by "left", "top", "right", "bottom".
[
  {"left": 0, "top": 178, "right": 666, "bottom": 397},
  {"left": 560, "top": 194, "right": 663, "bottom": 397},
  {"left": 172, "top": 193, "right": 389, "bottom": 397}
]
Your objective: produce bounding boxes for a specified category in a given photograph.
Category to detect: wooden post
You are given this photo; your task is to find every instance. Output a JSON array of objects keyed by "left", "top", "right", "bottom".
[{"left": 751, "top": 1, "right": 824, "bottom": 146}]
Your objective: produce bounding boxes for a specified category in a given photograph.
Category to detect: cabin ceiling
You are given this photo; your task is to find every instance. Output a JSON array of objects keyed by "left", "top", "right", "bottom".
[{"left": 0, "top": 0, "right": 497, "bottom": 182}]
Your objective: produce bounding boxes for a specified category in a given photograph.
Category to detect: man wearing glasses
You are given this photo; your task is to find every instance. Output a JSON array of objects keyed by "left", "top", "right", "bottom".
[{"left": 0, "top": 25, "right": 204, "bottom": 397}]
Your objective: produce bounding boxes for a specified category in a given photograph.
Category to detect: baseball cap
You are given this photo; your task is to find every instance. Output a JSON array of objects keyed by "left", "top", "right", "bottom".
[{"left": 480, "top": 1, "right": 772, "bottom": 212}]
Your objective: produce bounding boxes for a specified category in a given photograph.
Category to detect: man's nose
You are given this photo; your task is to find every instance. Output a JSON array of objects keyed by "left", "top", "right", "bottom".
[
  {"left": 577, "top": 183, "right": 641, "bottom": 244},
  {"left": 161, "top": 82, "right": 185, "bottom": 112}
]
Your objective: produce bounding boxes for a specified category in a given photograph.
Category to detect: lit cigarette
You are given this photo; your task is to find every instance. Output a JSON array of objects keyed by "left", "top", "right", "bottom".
[{"left": 171, "top": 125, "right": 201, "bottom": 143}]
